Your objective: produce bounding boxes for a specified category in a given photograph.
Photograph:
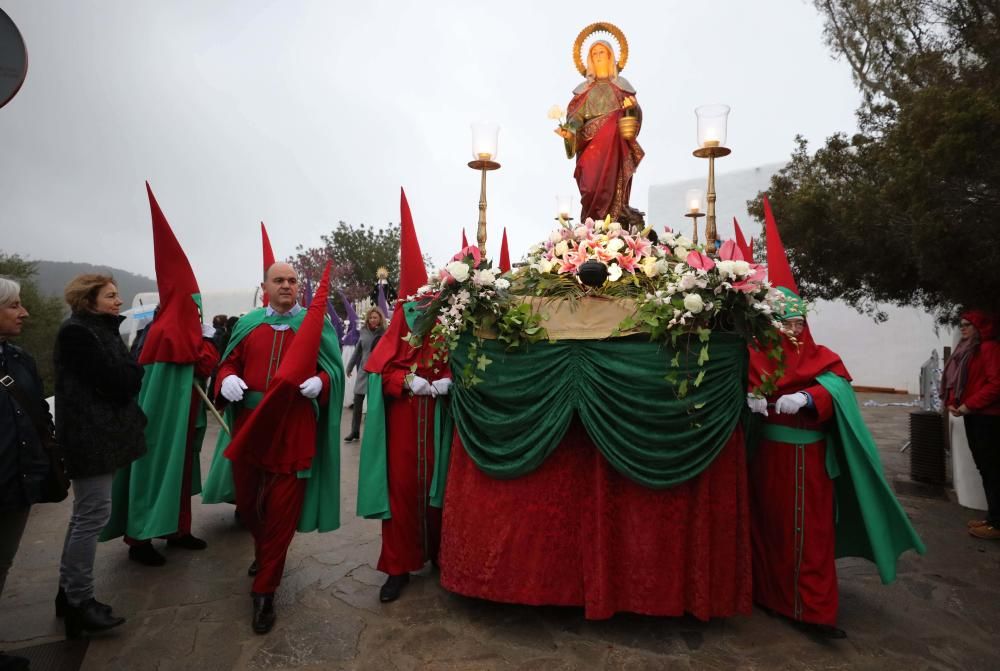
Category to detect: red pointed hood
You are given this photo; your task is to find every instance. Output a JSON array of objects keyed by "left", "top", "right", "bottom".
[
  {"left": 733, "top": 217, "right": 753, "bottom": 263},
  {"left": 762, "top": 195, "right": 798, "bottom": 295},
  {"left": 499, "top": 227, "right": 511, "bottom": 273},
  {"left": 749, "top": 195, "right": 849, "bottom": 391},
  {"left": 139, "top": 183, "right": 203, "bottom": 365},
  {"left": 224, "top": 261, "right": 332, "bottom": 473},
  {"left": 398, "top": 188, "right": 427, "bottom": 298},
  {"left": 261, "top": 222, "right": 276, "bottom": 307},
  {"left": 461, "top": 229, "right": 469, "bottom": 249}
]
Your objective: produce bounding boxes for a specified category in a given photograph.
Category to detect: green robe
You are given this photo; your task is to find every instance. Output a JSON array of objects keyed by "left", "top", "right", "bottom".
[{"left": 201, "top": 307, "right": 344, "bottom": 533}]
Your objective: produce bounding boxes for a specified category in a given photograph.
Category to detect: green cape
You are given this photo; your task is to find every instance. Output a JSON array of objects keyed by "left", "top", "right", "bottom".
[{"left": 201, "top": 307, "right": 344, "bottom": 533}]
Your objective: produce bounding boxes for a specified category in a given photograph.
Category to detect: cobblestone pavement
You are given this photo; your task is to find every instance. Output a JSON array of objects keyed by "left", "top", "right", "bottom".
[{"left": 2, "top": 395, "right": 998, "bottom": 670}]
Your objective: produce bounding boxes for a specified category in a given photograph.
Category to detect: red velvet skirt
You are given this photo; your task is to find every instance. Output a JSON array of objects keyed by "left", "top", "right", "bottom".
[{"left": 438, "top": 423, "right": 752, "bottom": 620}]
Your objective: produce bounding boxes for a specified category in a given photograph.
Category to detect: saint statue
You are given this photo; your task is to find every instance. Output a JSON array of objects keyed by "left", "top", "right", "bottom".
[{"left": 556, "top": 24, "right": 645, "bottom": 226}]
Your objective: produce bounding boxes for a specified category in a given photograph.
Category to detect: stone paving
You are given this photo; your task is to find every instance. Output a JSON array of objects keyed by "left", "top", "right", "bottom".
[{"left": 2, "top": 395, "right": 998, "bottom": 670}]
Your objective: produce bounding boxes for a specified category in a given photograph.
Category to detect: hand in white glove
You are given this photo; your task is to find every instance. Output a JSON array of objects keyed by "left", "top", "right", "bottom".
[
  {"left": 746, "top": 394, "right": 768, "bottom": 416},
  {"left": 202, "top": 323, "right": 216, "bottom": 339},
  {"left": 431, "top": 378, "right": 452, "bottom": 396},
  {"left": 775, "top": 392, "right": 809, "bottom": 415},
  {"left": 299, "top": 376, "right": 323, "bottom": 399},
  {"left": 407, "top": 375, "right": 435, "bottom": 396},
  {"left": 220, "top": 375, "right": 248, "bottom": 402}
]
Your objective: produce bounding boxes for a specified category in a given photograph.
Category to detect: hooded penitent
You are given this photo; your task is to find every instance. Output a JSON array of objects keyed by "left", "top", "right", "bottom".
[
  {"left": 499, "top": 227, "right": 511, "bottom": 274},
  {"left": 261, "top": 222, "right": 275, "bottom": 307}
]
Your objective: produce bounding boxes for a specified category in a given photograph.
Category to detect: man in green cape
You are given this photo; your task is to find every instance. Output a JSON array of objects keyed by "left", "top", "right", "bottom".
[{"left": 202, "top": 261, "right": 343, "bottom": 634}]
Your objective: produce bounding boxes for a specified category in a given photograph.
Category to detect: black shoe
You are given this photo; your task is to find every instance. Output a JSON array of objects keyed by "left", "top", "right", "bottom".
[
  {"left": 0, "top": 651, "right": 30, "bottom": 671},
  {"left": 166, "top": 534, "right": 208, "bottom": 550},
  {"left": 56, "top": 587, "right": 112, "bottom": 619},
  {"left": 64, "top": 598, "right": 126, "bottom": 640},
  {"left": 251, "top": 592, "right": 276, "bottom": 634},
  {"left": 247, "top": 560, "right": 258, "bottom": 577},
  {"left": 794, "top": 620, "right": 847, "bottom": 639},
  {"left": 379, "top": 573, "right": 409, "bottom": 603},
  {"left": 343, "top": 433, "right": 359, "bottom": 443},
  {"left": 128, "top": 543, "right": 166, "bottom": 566}
]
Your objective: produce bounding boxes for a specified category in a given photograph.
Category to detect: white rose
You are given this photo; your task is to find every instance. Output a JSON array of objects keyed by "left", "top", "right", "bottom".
[
  {"left": 716, "top": 260, "right": 737, "bottom": 280},
  {"left": 555, "top": 240, "right": 570, "bottom": 257},
  {"left": 640, "top": 256, "right": 658, "bottom": 278},
  {"left": 678, "top": 273, "right": 698, "bottom": 291},
  {"left": 445, "top": 261, "right": 470, "bottom": 283},
  {"left": 607, "top": 263, "right": 623, "bottom": 282},
  {"left": 495, "top": 278, "right": 511, "bottom": 290},
  {"left": 539, "top": 258, "right": 556, "bottom": 273},
  {"left": 676, "top": 236, "right": 693, "bottom": 249},
  {"left": 474, "top": 269, "right": 496, "bottom": 286},
  {"left": 733, "top": 260, "right": 751, "bottom": 276},
  {"left": 607, "top": 238, "right": 625, "bottom": 253},
  {"left": 608, "top": 221, "right": 622, "bottom": 232},
  {"left": 673, "top": 246, "right": 689, "bottom": 260},
  {"left": 655, "top": 259, "right": 670, "bottom": 275},
  {"left": 683, "top": 293, "right": 705, "bottom": 314}
]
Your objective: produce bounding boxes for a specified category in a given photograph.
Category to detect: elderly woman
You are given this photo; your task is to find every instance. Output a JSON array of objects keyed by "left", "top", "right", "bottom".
[
  {"left": 943, "top": 310, "right": 1000, "bottom": 540},
  {"left": 343, "top": 307, "right": 386, "bottom": 442},
  {"left": 54, "top": 274, "right": 146, "bottom": 638},
  {"left": 0, "top": 277, "right": 53, "bottom": 669}
]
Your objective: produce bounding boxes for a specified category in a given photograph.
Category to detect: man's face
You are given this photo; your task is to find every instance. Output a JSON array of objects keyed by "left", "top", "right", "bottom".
[
  {"left": 263, "top": 264, "right": 299, "bottom": 312},
  {"left": 0, "top": 296, "right": 28, "bottom": 338},
  {"left": 780, "top": 318, "right": 805, "bottom": 338}
]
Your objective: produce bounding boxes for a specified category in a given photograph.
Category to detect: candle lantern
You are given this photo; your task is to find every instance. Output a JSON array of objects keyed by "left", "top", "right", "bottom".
[
  {"left": 695, "top": 104, "right": 730, "bottom": 148},
  {"left": 692, "top": 105, "right": 732, "bottom": 253},
  {"left": 684, "top": 188, "right": 706, "bottom": 246},
  {"left": 556, "top": 194, "right": 574, "bottom": 223},
  {"left": 468, "top": 123, "right": 502, "bottom": 255}
]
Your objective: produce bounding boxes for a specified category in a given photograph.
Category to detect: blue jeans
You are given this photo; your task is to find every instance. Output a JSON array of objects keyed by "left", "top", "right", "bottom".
[{"left": 59, "top": 474, "right": 112, "bottom": 606}]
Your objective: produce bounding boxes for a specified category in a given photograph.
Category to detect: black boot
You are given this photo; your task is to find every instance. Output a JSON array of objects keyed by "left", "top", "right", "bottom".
[
  {"left": 128, "top": 542, "right": 166, "bottom": 566},
  {"left": 379, "top": 573, "right": 409, "bottom": 603},
  {"left": 251, "top": 592, "right": 276, "bottom": 634},
  {"left": 64, "top": 598, "right": 125, "bottom": 640},
  {"left": 166, "top": 534, "right": 208, "bottom": 550},
  {"left": 56, "top": 587, "right": 112, "bottom": 619},
  {"left": 794, "top": 621, "right": 848, "bottom": 639},
  {"left": 0, "top": 651, "right": 30, "bottom": 671},
  {"left": 247, "top": 559, "right": 258, "bottom": 577}
]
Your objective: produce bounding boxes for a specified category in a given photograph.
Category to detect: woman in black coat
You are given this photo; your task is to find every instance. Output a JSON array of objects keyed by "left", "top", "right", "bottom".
[
  {"left": 0, "top": 277, "right": 53, "bottom": 670},
  {"left": 54, "top": 274, "right": 146, "bottom": 639}
]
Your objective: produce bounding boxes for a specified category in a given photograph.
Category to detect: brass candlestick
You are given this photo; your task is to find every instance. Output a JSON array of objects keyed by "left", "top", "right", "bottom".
[
  {"left": 684, "top": 211, "right": 705, "bottom": 247},
  {"left": 692, "top": 145, "right": 731, "bottom": 253},
  {"left": 468, "top": 153, "right": 501, "bottom": 255}
]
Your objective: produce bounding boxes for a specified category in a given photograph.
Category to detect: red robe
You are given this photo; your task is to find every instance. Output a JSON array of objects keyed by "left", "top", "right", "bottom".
[
  {"left": 366, "top": 312, "right": 450, "bottom": 576},
  {"left": 215, "top": 321, "right": 330, "bottom": 593},
  {"left": 748, "top": 328, "right": 850, "bottom": 625}
]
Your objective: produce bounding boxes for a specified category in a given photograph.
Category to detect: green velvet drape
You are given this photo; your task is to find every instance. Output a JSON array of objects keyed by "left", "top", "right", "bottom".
[{"left": 449, "top": 333, "right": 748, "bottom": 488}]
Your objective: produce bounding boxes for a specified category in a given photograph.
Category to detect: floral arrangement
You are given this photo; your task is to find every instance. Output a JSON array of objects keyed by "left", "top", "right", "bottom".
[{"left": 405, "top": 245, "right": 546, "bottom": 385}]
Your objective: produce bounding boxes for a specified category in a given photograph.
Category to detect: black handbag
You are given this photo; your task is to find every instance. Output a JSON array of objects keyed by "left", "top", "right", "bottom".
[{"left": 0, "top": 369, "right": 70, "bottom": 503}]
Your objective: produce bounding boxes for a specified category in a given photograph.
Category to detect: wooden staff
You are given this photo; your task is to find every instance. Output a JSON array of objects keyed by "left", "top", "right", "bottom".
[{"left": 192, "top": 382, "right": 231, "bottom": 436}]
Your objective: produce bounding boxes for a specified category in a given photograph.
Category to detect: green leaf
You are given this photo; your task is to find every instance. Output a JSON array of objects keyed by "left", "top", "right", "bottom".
[
  {"left": 676, "top": 379, "right": 688, "bottom": 398},
  {"left": 697, "top": 344, "right": 710, "bottom": 366},
  {"left": 693, "top": 370, "right": 706, "bottom": 387}
]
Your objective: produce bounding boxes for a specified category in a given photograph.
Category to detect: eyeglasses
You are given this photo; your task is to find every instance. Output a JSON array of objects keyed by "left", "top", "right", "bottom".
[{"left": 959, "top": 321, "right": 973, "bottom": 328}]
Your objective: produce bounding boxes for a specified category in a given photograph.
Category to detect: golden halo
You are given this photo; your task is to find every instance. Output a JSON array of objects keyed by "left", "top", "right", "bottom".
[{"left": 573, "top": 22, "right": 629, "bottom": 77}]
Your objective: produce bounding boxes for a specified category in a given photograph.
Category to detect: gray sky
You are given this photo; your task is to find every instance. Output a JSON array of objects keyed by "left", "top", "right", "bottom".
[{"left": 0, "top": 0, "right": 859, "bottom": 292}]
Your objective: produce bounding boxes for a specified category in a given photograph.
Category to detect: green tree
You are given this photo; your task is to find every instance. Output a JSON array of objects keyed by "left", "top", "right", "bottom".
[
  {"left": 289, "top": 222, "right": 402, "bottom": 305},
  {"left": 750, "top": 0, "right": 1000, "bottom": 320},
  {"left": 1, "top": 253, "right": 67, "bottom": 394}
]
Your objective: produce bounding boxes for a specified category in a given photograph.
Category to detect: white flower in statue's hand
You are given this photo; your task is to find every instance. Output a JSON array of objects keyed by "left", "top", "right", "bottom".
[
  {"left": 495, "top": 278, "right": 511, "bottom": 290},
  {"left": 548, "top": 104, "right": 566, "bottom": 120},
  {"left": 446, "top": 261, "right": 470, "bottom": 283},
  {"left": 608, "top": 263, "right": 623, "bottom": 282},
  {"left": 607, "top": 238, "right": 625, "bottom": 253},
  {"left": 555, "top": 240, "right": 570, "bottom": 257},
  {"left": 473, "top": 269, "right": 496, "bottom": 286}
]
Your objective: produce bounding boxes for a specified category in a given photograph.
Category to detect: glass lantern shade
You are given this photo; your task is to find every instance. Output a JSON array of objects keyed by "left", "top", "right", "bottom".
[
  {"left": 685, "top": 188, "right": 704, "bottom": 214},
  {"left": 695, "top": 104, "right": 730, "bottom": 148},
  {"left": 471, "top": 122, "right": 500, "bottom": 161}
]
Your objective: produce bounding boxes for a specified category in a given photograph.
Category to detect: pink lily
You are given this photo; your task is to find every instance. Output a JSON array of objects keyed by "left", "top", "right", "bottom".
[
  {"left": 626, "top": 235, "right": 652, "bottom": 258},
  {"left": 616, "top": 253, "right": 638, "bottom": 272}
]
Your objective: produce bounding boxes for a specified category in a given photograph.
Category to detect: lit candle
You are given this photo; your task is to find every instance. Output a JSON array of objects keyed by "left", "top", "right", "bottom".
[
  {"left": 702, "top": 129, "right": 720, "bottom": 147},
  {"left": 685, "top": 188, "right": 703, "bottom": 214},
  {"left": 689, "top": 201, "right": 701, "bottom": 213}
]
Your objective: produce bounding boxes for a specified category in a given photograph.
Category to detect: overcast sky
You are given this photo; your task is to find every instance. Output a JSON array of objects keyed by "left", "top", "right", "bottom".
[{"left": 0, "top": 0, "right": 860, "bottom": 293}]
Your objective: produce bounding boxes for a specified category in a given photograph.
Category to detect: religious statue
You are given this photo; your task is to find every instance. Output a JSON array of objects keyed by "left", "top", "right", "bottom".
[{"left": 555, "top": 23, "right": 645, "bottom": 229}]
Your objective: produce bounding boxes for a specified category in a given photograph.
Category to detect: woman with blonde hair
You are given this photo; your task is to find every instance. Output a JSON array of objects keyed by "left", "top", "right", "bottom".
[
  {"left": 343, "top": 306, "right": 386, "bottom": 442},
  {"left": 54, "top": 274, "right": 146, "bottom": 638}
]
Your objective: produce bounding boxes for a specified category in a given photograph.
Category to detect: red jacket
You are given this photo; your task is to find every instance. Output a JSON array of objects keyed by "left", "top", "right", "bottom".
[{"left": 947, "top": 311, "right": 1000, "bottom": 416}]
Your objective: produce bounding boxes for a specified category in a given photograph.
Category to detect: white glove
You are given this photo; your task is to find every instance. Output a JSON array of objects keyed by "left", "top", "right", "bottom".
[
  {"left": 407, "top": 375, "right": 435, "bottom": 396},
  {"left": 220, "top": 375, "right": 248, "bottom": 402},
  {"left": 775, "top": 392, "right": 809, "bottom": 415},
  {"left": 431, "top": 378, "right": 452, "bottom": 396},
  {"left": 202, "top": 323, "right": 216, "bottom": 338},
  {"left": 299, "top": 376, "right": 323, "bottom": 399},
  {"left": 746, "top": 394, "right": 768, "bottom": 416}
]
